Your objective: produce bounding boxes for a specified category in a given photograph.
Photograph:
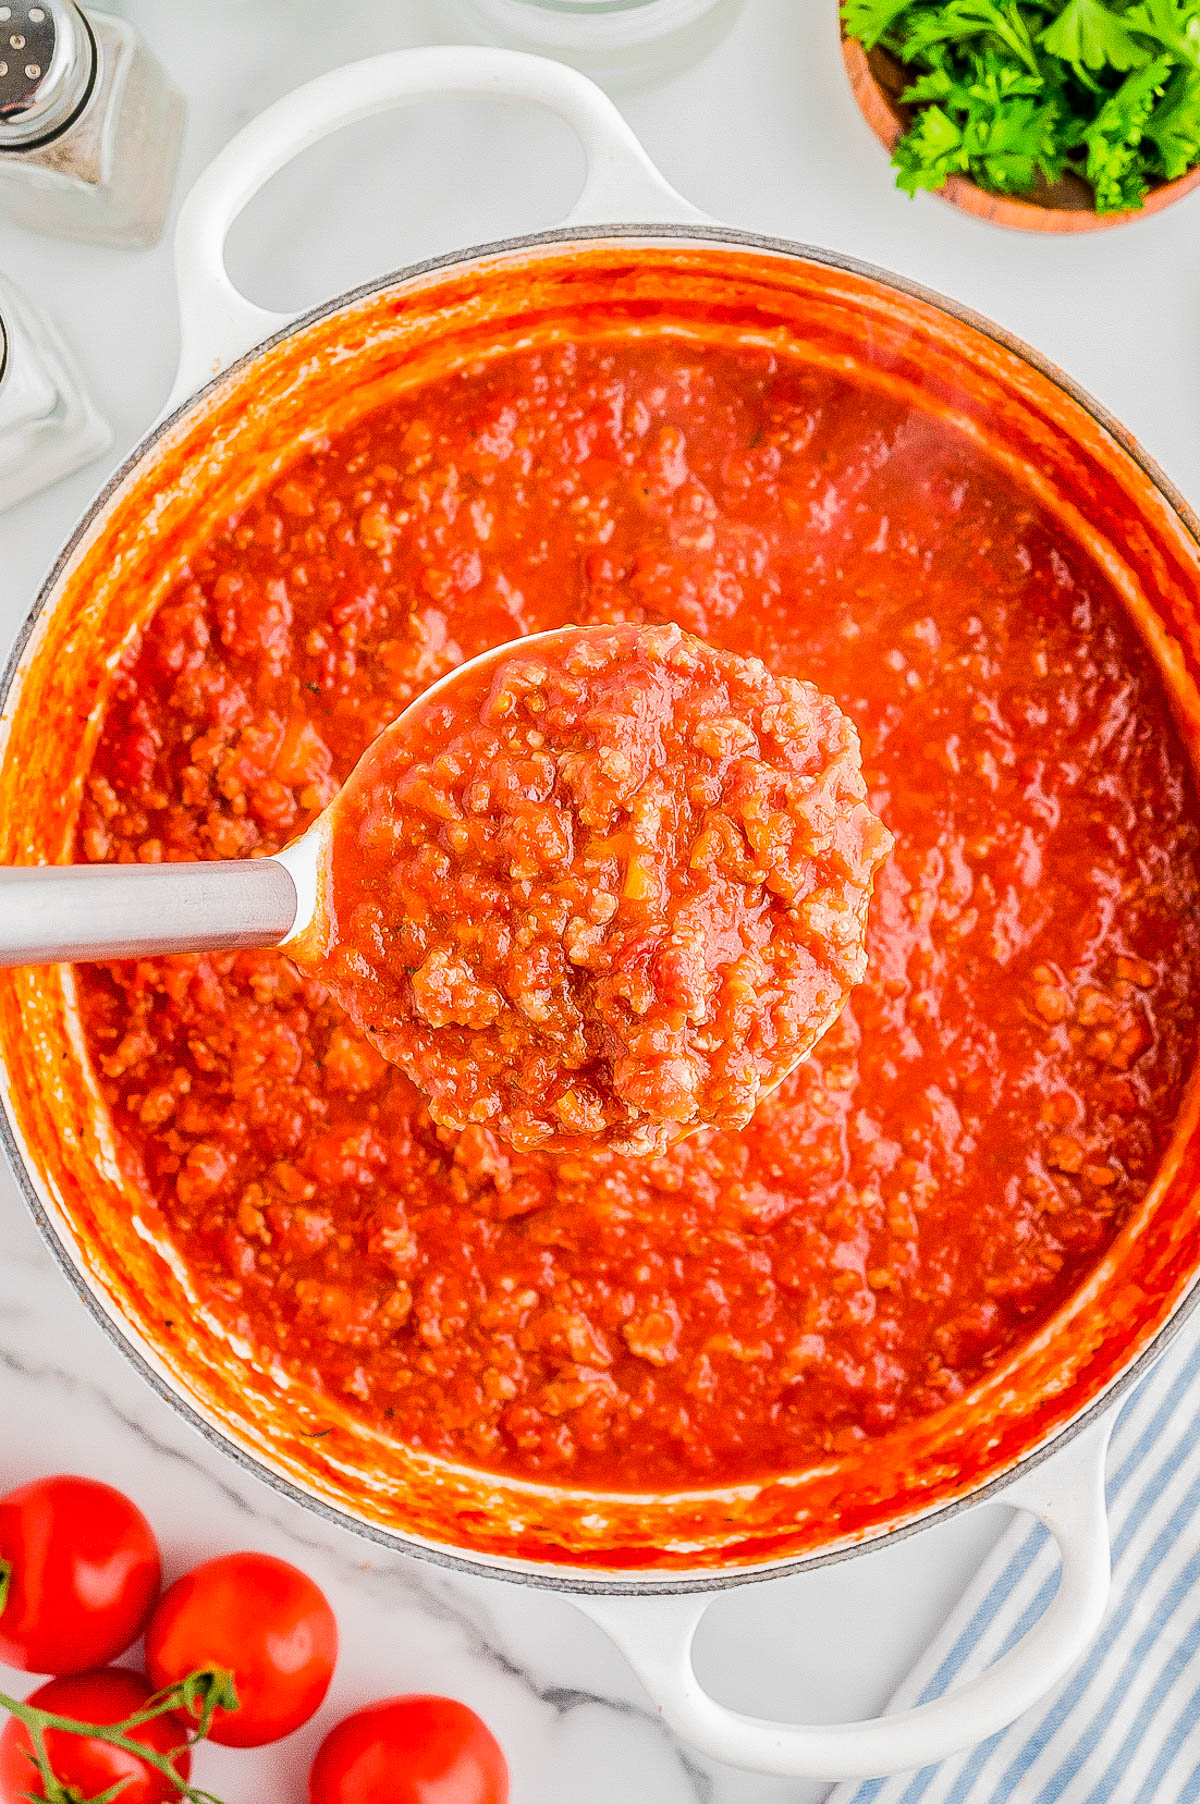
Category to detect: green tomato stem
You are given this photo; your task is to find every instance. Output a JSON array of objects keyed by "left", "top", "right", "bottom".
[{"left": 0, "top": 1670, "right": 235, "bottom": 1804}]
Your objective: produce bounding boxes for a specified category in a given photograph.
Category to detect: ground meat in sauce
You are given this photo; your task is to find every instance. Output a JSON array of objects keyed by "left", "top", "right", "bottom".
[
  {"left": 309, "top": 623, "right": 891, "bottom": 1156},
  {"left": 74, "top": 338, "right": 1200, "bottom": 1488}
]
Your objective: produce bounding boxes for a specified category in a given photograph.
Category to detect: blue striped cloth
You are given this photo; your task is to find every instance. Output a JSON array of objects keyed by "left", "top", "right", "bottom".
[{"left": 829, "top": 1317, "right": 1200, "bottom": 1804}]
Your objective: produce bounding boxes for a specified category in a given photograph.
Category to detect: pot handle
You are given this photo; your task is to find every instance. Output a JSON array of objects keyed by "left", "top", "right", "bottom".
[
  {"left": 168, "top": 45, "right": 707, "bottom": 410},
  {"left": 574, "top": 1418, "right": 1113, "bottom": 1781}
]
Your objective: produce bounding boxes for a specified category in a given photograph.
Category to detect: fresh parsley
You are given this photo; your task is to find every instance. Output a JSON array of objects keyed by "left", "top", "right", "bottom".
[{"left": 842, "top": 0, "right": 1200, "bottom": 209}]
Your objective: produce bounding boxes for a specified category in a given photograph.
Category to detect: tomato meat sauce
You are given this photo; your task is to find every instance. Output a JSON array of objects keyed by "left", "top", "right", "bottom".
[
  {"left": 308, "top": 622, "right": 891, "bottom": 1156},
  {"left": 75, "top": 336, "right": 1200, "bottom": 1489}
]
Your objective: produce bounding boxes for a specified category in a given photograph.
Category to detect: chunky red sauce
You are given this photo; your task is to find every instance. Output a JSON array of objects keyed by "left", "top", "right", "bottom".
[
  {"left": 310, "top": 622, "right": 890, "bottom": 1156},
  {"left": 75, "top": 338, "right": 1200, "bottom": 1489}
]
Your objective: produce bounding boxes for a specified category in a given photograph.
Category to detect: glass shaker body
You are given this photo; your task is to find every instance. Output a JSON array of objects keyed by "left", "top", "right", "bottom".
[
  {"left": 0, "top": 271, "right": 110, "bottom": 511},
  {"left": 0, "top": 3, "right": 184, "bottom": 247}
]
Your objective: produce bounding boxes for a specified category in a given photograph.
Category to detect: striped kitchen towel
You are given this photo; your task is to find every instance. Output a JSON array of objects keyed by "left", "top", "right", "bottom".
[{"left": 829, "top": 1316, "right": 1200, "bottom": 1804}]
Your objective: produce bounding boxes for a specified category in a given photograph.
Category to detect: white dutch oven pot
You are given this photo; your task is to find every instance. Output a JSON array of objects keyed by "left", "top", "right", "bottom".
[{"left": 13, "top": 44, "right": 1200, "bottom": 1781}]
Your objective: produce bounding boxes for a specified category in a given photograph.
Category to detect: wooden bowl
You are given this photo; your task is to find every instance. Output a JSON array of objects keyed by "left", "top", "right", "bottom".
[{"left": 842, "top": 33, "right": 1200, "bottom": 232}]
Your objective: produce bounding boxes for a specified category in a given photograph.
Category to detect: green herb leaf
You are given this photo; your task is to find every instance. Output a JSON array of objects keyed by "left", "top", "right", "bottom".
[
  {"left": 1125, "top": 0, "right": 1200, "bottom": 65},
  {"left": 972, "top": 93, "right": 1068, "bottom": 187},
  {"left": 894, "top": 102, "right": 970, "bottom": 190},
  {"left": 1085, "top": 53, "right": 1174, "bottom": 206},
  {"left": 841, "top": 0, "right": 916, "bottom": 48},
  {"left": 1040, "top": 0, "right": 1150, "bottom": 72},
  {"left": 900, "top": 1, "right": 1044, "bottom": 77},
  {"left": 1144, "top": 61, "right": 1200, "bottom": 170},
  {"left": 963, "top": 56, "right": 1052, "bottom": 104},
  {"left": 901, "top": 64, "right": 958, "bottom": 100}
]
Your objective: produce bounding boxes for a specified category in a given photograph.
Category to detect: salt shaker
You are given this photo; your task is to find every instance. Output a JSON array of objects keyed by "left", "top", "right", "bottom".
[
  {"left": 0, "top": 272, "right": 110, "bottom": 510},
  {"left": 0, "top": 0, "right": 184, "bottom": 247}
]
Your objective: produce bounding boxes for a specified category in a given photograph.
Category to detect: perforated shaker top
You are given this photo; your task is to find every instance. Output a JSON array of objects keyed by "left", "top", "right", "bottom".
[{"left": 0, "top": 0, "right": 95, "bottom": 150}]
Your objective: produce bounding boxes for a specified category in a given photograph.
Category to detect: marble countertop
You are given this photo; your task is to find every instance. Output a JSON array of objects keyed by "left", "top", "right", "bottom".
[{"left": 2, "top": 3, "right": 1199, "bottom": 1799}]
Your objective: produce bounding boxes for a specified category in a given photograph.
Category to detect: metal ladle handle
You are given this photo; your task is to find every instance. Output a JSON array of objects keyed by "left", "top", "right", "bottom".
[
  {"left": 0, "top": 631, "right": 602, "bottom": 971},
  {"left": 0, "top": 859, "right": 298, "bottom": 967}
]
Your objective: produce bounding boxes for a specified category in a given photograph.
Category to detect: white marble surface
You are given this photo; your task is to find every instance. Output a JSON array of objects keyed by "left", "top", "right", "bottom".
[{"left": 2, "top": 2, "right": 1199, "bottom": 1799}]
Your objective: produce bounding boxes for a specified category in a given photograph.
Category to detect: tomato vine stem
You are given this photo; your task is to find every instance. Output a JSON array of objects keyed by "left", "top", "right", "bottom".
[{"left": 0, "top": 1667, "right": 236, "bottom": 1804}]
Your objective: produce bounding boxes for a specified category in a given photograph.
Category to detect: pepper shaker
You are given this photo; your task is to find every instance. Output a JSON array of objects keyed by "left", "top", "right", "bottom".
[
  {"left": 0, "top": 0, "right": 184, "bottom": 246},
  {"left": 0, "top": 271, "right": 110, "bottom": 510}
]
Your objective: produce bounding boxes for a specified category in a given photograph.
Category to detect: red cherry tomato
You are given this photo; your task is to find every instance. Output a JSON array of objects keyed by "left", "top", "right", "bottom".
[
  {"left": 0, "top": 1668, "right": 191, "bottom": 1804},
  {"left": 145, "top": 1551, "right": 337, "bottom": 1747},
  {"left": 0, "top": 1476, "right": 161, "bottom": 1674},
  {"left": 309, "top": 1696, "right": 509, "bottom": 1804}
]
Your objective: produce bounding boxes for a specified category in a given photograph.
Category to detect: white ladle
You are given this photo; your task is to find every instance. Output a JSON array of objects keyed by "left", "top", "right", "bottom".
[{"left": 0, "top": 628, "right": 580, "bottom": 970}]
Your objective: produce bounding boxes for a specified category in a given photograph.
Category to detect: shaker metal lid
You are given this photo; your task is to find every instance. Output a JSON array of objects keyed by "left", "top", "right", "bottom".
[{"left": 0, "top": 0, "right": 95, "bottom": 151}]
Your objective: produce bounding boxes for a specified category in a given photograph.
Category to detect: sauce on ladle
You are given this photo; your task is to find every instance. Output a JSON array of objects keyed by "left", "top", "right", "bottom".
[{"left": 294, "top": 622, "right": 893, "bottom": 1155}]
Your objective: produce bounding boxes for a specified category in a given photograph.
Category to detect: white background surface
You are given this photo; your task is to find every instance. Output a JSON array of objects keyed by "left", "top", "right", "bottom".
[{"left": 1, "top": 2, "right": 1198, "bottom": 1799}]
